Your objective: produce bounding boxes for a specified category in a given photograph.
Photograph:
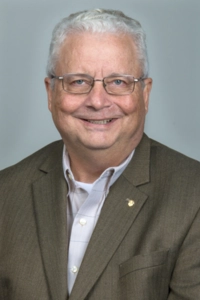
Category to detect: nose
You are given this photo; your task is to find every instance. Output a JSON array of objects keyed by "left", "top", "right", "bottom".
[{"left": 85, "top": 79, "right": 112, "bottom": 110}]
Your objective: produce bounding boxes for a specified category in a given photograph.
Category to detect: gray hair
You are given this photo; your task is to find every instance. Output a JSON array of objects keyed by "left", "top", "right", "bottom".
[{"left": 46, "top": 8, "right": 149, "bottom": 78}]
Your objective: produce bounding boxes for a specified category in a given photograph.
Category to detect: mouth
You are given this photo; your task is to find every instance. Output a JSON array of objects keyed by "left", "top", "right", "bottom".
[{"left": 83, "top": 119, "right": 113, "bottom": 124}]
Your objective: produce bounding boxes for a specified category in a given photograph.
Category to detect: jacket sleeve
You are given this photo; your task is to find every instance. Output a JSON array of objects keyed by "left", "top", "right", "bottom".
[{"left": 168, "top": 207, "right": 200, "bottom": 299}]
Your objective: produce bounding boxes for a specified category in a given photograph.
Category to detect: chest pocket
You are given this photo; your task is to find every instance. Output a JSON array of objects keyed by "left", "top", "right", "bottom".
[
  {"left": 119, "top": 249, "right": 170, "bottom": 300},
  {"left": 119, "top": 249, "right": 169, "bottom": 278}
]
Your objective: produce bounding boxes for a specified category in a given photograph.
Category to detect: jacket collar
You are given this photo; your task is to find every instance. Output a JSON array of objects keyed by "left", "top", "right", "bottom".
[{"left": 32, "top": 140, "right": 69, "bottom": 300}]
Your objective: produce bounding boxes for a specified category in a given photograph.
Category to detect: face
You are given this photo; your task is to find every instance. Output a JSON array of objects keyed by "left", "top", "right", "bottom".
[{"left": 45, "top": 32, "right": 152, "bottom": 158}]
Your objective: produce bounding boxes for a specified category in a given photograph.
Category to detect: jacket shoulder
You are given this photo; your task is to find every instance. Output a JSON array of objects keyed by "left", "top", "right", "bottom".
[
  {"left": 0, "top": 140, "right": 63, "bottom": 182},
  {"left": 149, "top": 138, "right": 200, "bottom": 178}
]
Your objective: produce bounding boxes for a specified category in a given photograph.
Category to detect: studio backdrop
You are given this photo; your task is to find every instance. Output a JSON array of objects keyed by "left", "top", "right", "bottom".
[{"left": 0, "top": 0, "right": 199, "bottom": 169}]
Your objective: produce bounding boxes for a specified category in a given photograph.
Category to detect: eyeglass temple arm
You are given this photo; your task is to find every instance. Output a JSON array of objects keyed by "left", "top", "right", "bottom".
[{"left": 50, "top": 75, "right": 64, "bottom": 80}]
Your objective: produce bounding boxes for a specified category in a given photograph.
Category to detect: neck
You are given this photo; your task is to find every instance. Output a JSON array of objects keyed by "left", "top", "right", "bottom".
[{"left": 66, "top": 146, "right": 133, "bottom": 183}]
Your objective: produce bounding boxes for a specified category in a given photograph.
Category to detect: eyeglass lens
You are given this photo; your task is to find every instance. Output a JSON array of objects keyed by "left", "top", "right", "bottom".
[{"left": 62, "top": 74, "right": 136, "bottom": 95}]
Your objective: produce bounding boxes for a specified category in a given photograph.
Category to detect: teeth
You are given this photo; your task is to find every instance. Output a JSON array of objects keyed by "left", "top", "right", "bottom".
[{"left": 87, "top": 119, "right": 112, "bottom": 124}]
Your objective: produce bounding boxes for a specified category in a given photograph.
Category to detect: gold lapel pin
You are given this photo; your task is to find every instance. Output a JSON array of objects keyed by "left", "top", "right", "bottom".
[{"left": 126, "top": 198, "right": 135, "bottom": 207}]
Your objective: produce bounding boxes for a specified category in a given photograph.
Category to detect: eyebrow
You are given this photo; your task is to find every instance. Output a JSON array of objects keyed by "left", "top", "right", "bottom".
[{"left": 106, "top": 72, "right": 131, "bottom": 77}]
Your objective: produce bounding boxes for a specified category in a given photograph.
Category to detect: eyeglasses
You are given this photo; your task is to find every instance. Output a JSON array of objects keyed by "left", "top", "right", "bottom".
[{"left": 51, "top": 73, "right": 145, "bottom": 95}]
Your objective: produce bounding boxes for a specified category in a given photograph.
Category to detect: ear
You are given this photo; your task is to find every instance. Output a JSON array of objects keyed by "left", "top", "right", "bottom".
[
  {"left": 143, "top": 77, "right": 152, "bottom": 114},
  {"left": 44, "top": 77, "right": 53, "bottom": 112}
]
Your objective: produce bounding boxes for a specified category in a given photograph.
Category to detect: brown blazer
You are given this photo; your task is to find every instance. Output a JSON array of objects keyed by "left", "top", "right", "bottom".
[{"left": 0, "top": 134, "right": 200, "bottom": 300}]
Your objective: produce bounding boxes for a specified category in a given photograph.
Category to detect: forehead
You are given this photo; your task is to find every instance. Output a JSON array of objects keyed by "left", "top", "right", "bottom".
[{"left": 56, "top": 32, "right": 140, "bottom": 75}]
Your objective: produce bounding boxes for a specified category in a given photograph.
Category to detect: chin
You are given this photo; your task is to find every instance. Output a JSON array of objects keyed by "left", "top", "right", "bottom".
[
  {"left": 82, "top": 140, "right": 115, "bottom": 151},
  {"left": 85, "top": 144, "right": 113, "bottom": 150}
]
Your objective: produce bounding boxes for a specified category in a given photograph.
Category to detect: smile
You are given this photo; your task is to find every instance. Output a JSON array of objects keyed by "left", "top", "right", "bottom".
[{"left": 85, "top": 119, "right": 113, "bottom": 124}]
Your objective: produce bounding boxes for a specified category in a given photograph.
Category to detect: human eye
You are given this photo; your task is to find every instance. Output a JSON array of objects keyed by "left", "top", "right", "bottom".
[
  {"left": 74, "top": 79, "right": 85, "bottom": 85},
  {"left": 113, "top": 79, "right": 124, "bottom": 85},
  {"left": 69, "top": 77, "right": 88, "bottom": 86},
  {"left": 108, "top": 77, "right": 129, "bottom": 87},
  {"left": 63, "top": 74, "right": 92, "bottom": 93}
]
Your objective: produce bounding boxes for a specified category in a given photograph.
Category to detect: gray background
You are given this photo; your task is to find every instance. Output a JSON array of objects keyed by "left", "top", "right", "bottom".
[{"left": 0, "top": 0, "right": 199, "bottom": 170}]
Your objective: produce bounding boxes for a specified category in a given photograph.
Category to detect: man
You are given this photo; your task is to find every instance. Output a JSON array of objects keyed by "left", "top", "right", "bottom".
[{"left": 0, "top": 8, "right": 200, "bottom": 300}]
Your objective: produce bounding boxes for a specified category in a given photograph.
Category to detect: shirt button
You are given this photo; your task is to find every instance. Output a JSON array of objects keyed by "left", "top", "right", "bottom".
[
  {"left": 71, "top": 266, "right": 78, "bottom": 273},
  {"left": 79, "top": 218, "right": 87, "bottom": 226}
]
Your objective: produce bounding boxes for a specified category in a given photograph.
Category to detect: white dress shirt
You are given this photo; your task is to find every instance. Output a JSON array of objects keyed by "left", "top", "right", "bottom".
[{"left": 62, "top": 146, "right": 134, "bottom": 294}]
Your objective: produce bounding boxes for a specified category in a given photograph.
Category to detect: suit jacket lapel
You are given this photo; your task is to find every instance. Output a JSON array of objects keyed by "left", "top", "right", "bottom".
[
  {"left": 69, "top": 134, "right": 151, "bottom": 300},
  {"left": 32, "top": 143, "right": 69, "bottom": 300}
]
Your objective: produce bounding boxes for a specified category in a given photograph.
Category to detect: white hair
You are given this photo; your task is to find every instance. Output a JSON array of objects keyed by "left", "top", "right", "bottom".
[{"left": 46, "top": 8, "right": 149, "bottom": 78}]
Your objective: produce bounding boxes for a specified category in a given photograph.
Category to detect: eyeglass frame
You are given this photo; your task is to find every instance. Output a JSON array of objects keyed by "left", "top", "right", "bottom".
[{"left": 50, "top": 73, "right": 146, "bottom": 95}]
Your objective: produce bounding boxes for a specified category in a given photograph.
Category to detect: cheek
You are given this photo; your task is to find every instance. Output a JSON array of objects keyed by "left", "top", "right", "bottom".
[
  {"left": 118, "top": 96, "right": 141, "bottom": 116},
  {"left": 51, "top": 94, "right": 80, "bottom": 115},
  {"left": 49, "top": 84, "right": 75, "bottom": 112}
]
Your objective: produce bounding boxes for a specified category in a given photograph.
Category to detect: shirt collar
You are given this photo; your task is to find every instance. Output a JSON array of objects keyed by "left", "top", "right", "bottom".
[{"left": 62, "top": 145, "right": 134, "bottom": 194}]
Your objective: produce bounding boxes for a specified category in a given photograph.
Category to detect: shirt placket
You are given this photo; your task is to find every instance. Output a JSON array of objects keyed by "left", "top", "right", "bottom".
[{"left": 67, "top": 175, "right": 110, "bottom": 294}]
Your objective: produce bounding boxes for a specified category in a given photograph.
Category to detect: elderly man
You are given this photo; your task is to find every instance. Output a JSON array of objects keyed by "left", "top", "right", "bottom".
[{"left": 0, "top": 8, "right": 200, "bottom": 300}]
